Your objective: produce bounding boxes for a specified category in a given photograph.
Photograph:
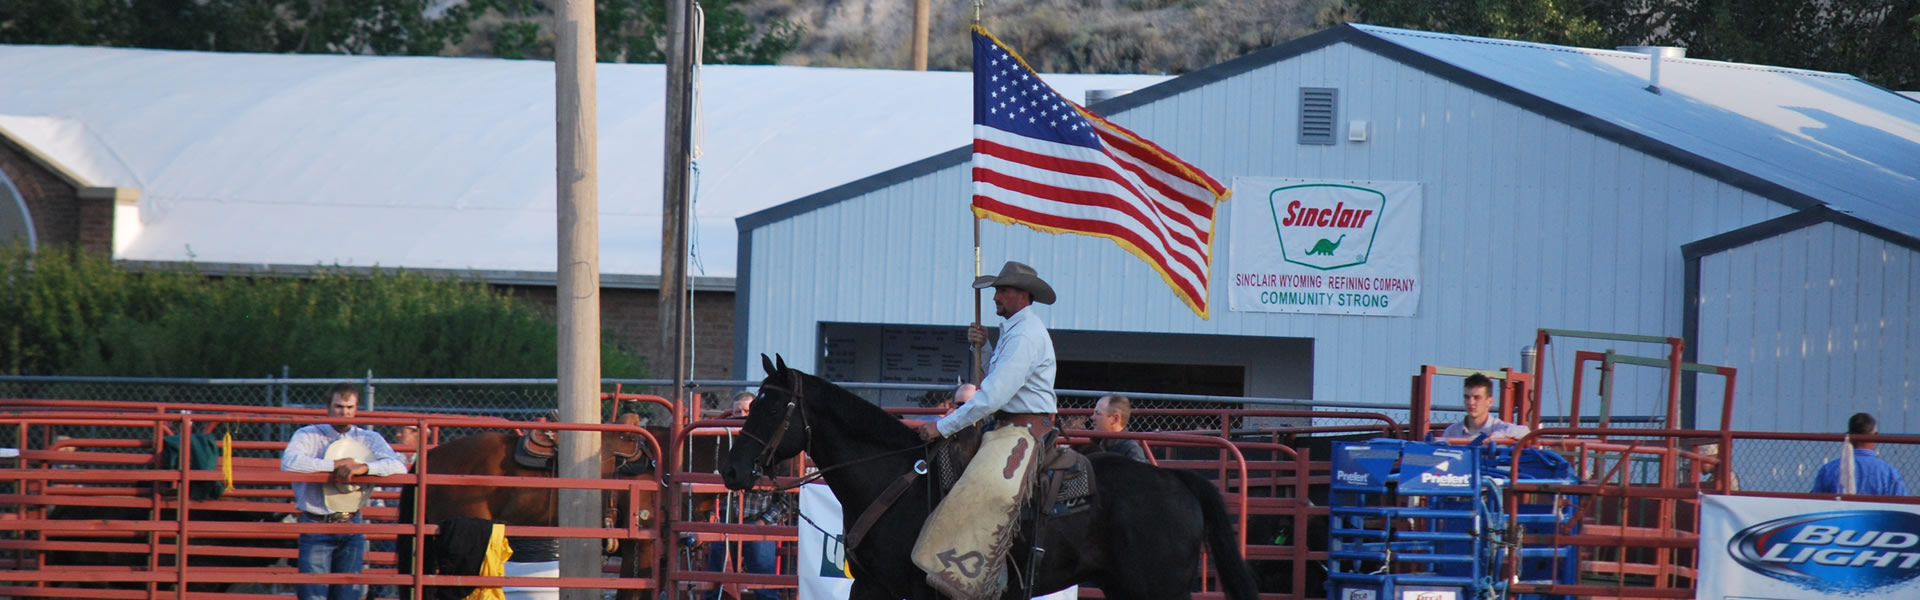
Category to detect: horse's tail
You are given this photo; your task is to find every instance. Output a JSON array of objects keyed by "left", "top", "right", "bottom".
[{"left": 1173, "top": 468, "right": 1260, "bottom": 600}]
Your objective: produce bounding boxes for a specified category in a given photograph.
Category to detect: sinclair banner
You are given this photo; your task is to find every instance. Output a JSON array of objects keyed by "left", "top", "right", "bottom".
[
  {"left": 1700, "top": 494, "right": 1920, "bottom": 599},
  {"left": 1228, "top": 178, "right": 1422, "bottom": 316}
]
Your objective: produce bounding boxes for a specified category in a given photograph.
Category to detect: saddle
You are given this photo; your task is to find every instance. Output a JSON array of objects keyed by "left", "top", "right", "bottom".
[
  {"left": 512, "top": 427, "right": 561, "bottom": 471},
  {"left": 929, "top": 425, "right": 1098, "bottom": 524}
]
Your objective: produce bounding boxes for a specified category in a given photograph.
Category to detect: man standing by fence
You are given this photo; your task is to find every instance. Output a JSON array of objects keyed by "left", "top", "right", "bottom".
[
  {"left": 1813, "top": 412, "right": 1908, "bottom": 496},
  {"left": 281, "top": 382, "right": 408, "bottom": 600}
]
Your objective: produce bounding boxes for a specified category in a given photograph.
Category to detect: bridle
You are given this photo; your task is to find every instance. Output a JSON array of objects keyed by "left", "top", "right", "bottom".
[
  {"left": 739, "top": 370, "right": 811, "bottom": 480},
  {"left": 738, "top": 370, "right": 930, "bottom": 490}
]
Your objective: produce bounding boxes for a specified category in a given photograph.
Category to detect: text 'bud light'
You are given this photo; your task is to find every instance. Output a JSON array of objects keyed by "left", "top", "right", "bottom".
[{"left": 1730, "top": 510, "right": 1920, "bottom": 593}]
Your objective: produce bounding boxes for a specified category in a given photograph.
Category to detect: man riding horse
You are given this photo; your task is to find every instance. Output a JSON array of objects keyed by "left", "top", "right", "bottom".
[{"left": 912, "top": 260, "right": 1058, "bottom": 600}]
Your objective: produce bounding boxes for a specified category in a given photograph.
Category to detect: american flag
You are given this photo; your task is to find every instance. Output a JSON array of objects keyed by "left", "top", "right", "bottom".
[{"left": 969, "top": 27, "right": 1229, "bottom": 319}]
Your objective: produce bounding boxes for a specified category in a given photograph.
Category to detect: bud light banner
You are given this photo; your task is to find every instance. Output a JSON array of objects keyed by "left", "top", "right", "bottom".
[
  {"left": 1228, "top": 178, "right": 1422, "bottom": 316},
  {"left": 1700, "top": 494, "right": 1920, "bottom": 599}
]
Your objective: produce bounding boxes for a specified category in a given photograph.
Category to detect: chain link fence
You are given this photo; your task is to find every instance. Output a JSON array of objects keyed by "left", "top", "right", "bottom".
[{"left": 0, "top": 376, "right": 1384, "bottom": 451}]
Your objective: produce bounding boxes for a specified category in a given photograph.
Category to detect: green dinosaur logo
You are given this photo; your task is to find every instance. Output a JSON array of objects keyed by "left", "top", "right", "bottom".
[
  {"left": 1268, "top": 184, "right": 1385, "bottom": 271},
  {"left": 1305, "top": 234, "right": 1345, "bottom": 256}
]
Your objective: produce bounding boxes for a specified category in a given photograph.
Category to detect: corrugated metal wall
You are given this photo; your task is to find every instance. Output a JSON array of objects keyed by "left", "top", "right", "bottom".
[
  {"left": 744, "top": 41, "right": 1797, "bottom": 416},
  {"left": 1696, "top": 222, "right": 1919, "bottom": 434}
]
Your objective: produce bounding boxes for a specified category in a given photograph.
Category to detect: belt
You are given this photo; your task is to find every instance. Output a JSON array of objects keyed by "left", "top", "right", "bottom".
[
  {"left": 993, "top": 412, "right": 1053, "bottom": 428},
  {"left": 304, "top": 511, "right": 358, "bottom": 523}
]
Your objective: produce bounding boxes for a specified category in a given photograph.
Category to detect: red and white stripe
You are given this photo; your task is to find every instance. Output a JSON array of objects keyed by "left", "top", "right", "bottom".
[{"left": 971, "top": 110, "right": 1228, "bottom": 318}]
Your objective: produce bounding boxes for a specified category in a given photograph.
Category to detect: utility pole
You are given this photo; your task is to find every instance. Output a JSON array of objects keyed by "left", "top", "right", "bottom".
[
  {"left": 661, "top": 0, "right": 694, "bottom": 432},
  {"left": 554, "top": 0, "right": 601, "bottom": 596},
  {"left": 660, "top": 0, "right": 696, "bottom": 589},
  {"left": 912, "top": 0, "right": 930, "bottom": 70}
]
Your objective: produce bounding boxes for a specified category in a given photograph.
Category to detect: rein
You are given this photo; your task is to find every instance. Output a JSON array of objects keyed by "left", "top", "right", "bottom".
[
  {"left": 742, "top": 370, "right": 936, "bottom": 579},
  {"left": 744, "top": 374, "right": 932, "bottom": 490}
]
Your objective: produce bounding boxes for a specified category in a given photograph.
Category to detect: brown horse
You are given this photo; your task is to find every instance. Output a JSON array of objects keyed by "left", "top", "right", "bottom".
[{"left": 397, "top": 424, "right": 659, "bottom": 597}]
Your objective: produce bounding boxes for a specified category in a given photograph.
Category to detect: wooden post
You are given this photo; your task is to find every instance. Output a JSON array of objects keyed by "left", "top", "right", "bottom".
[
  {"left": 912, "top": 0, "right": 930, "bottom": 71},
  {"left": 554, "top": 0, "right": 602, "bottom": 595},
  {"left": 661, "top": 0, "right": 697, "bottom": 593}
]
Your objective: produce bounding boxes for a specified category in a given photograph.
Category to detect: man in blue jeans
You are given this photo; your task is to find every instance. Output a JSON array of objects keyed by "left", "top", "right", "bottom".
[
  {"left": 709, "top": 391, "right": 783, "bottom": 600},
  {"left": 282, "top": 383, "right": 408, "bottom": 600}
]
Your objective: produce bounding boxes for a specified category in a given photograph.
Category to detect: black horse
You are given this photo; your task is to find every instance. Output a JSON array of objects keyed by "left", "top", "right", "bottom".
[{"left": 720, "top": 356, "right": 1258, "bottom": 600}]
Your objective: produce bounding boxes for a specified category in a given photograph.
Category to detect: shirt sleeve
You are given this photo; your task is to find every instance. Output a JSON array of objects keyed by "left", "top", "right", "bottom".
[
  {"left": 936, "top": 330, "right": 1036, "bottom": 437},
  {"left": 357, "top": 432, "right": 410, "bottom": 477},
  {"left": 281, "top": 430, "right": 335, "bottom": 473}
]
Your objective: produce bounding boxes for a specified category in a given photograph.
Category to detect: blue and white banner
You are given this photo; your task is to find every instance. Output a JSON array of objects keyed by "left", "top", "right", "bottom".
[
  {"left": 1700, "top": 494, "right": 1920, "bottom": 599},
  {"left": 799, "top": 483, "right": 1078, "bottom": 600}
]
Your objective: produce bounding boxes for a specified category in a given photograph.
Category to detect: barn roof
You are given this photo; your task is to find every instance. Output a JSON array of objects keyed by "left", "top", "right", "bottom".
[{"left": 0, "top": 45, "right": 1168, "bottom": 283}]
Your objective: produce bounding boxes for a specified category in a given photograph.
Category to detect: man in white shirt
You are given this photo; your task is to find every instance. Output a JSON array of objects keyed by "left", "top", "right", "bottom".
[
  {"left": 1442, "top": 373, "right": 1531, "bottom": 441},
  {"left": 912, "top": 261, "right": 1059, "bottom": 599},
  {"left": 281, "top": 382, "right": 407, "bottom": 600}
]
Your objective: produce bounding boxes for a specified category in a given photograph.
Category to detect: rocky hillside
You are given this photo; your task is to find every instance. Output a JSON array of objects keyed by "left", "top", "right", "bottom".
[{"left": 739, "top": 0, "right": 1347, "bottom": 74}]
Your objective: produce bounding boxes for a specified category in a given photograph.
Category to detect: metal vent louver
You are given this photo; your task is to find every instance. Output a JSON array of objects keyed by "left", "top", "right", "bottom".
[{"left": 1298, "top": 87, "right": 1337, "bottom": 145}]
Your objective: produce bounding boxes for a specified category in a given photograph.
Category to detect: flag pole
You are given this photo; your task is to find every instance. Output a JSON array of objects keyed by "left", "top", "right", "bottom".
[
  {"left": 971, "top": 0, "right": 986, "bottom": 385},
  {"left": 972, "top": 215, "right": 985, "bottom": 384}
]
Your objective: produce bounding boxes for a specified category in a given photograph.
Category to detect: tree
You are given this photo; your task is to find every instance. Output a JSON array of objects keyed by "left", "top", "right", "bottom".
[
  {"left": 0, "top": 0, "right": 811, "bottom": 66},
  {"left": 0, "top": 245, "right": 647, "bottom": 378},
  {"left": 479, "top": 0, "right": 804, "bottom": 64},
  {"left": 0, "top": 0, "right": 480, "bottom": 56},
  {"left": 1342, "top": 0, "right": 1609, "bottom": 47},
  {"left": 1347, "top": 0, "right": 1920, "bottom": 90}
]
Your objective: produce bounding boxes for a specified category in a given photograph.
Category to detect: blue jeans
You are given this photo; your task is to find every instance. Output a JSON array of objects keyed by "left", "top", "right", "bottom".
[
  {"left": 297, "top": 514, "right": 367, "bottom": 600},
  {"left": 706, "top": 540, "right": 779, "bottom": 600}
]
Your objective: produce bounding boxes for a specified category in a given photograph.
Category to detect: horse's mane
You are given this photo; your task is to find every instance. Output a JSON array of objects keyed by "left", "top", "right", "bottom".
[{"left": 791, "top": 369, "right": 923, "bottom": 449}]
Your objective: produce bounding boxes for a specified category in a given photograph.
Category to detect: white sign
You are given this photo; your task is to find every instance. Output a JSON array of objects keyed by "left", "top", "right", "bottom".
[
  {"left": 1699, "top": 494, "right": 1920, "bottom": 599},
  {"left": 1228, "top": 178, "right": 1422, "bottom": 316},
  {"left": 799, "top": 484, "right": 856, "bottom": 599},
  {"left": 800, "top": 484, "right": 1077, "bottom": 600}
]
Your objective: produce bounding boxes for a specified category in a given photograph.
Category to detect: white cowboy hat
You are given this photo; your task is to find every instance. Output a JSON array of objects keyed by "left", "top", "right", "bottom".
[{"left": 321, "top": 436, "right": 374, "bottom": 514}]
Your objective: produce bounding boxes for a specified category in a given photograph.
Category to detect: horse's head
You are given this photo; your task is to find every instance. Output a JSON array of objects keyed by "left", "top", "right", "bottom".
[{"left": 720, "top": 354, "right": 809, "bottom": 490}]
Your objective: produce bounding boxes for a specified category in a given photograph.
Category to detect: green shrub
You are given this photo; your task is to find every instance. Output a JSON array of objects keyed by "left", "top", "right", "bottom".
[{"left": 1, "top": 244, "right": 646, "bottom": 378}]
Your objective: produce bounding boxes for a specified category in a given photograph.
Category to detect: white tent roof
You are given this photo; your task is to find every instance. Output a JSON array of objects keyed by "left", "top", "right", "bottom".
[
  {"left": 0, "top": 45, "right": 1168, "bottom": 280},
  {"left": 1353, "top": 24, "right": 1920, "bottom": 239}
]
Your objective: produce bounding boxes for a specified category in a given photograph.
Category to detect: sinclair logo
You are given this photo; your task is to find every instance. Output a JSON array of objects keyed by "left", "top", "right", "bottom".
[{"left": 1267, "top": 184, "right": 1385, "bottom": 271}]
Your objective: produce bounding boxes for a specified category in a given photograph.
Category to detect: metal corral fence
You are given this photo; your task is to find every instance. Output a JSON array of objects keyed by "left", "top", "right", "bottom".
[
  {"left": 2, "top": 374, "right": 1884, "bottom": 495},
  {"left": 0, "top": 374, "right": 1425, "bottom": 444}
]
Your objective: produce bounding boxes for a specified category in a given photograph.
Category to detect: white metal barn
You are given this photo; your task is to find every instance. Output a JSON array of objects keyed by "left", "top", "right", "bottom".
[{"left": 734, "top": 24, "right": 1920, "bottom": 470}]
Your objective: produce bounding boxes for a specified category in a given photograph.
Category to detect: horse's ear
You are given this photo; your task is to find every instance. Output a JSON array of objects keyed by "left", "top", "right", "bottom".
[
  {"left": 761, "top": 354, "right": 777, "bottom": 376},
  {"left": 776, "top": 354, "right": 789, "bottom": 372}
]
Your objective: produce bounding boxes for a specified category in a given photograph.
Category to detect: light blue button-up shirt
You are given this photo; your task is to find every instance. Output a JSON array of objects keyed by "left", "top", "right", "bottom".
[
  {"left": 280, "top": 424, "right": 408, "bottom": 516},
  {"left": 936, "top": 305, "right": 1056, "bottom": 437}
]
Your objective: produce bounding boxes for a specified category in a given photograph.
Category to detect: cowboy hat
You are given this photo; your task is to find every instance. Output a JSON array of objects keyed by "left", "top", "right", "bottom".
[
  {"left": 972, "top": 261, "right": 1056, "bottom": 305},
  {"left": 321, "top": 436, "right": 374, "bottom": 514}
]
